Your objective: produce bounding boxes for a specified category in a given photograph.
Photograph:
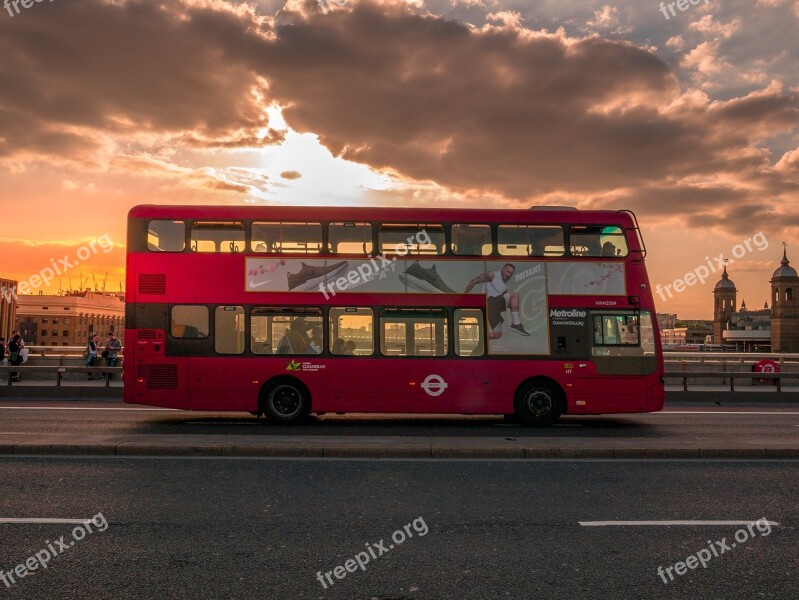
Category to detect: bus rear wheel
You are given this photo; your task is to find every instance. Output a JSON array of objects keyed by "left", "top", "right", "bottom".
[
  {"left": 261, "top": 379, "right": 310, "bottom": 425},
  {"left": 514, "top": 381, "right": 563, "bottom": 427}
]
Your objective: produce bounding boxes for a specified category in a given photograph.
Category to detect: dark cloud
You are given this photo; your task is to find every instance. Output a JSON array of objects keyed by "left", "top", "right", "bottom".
[
  {"left": 280, "top": 170, "right": 303, "bottom": 180},
  {"left": 0, "top": 0, "right": 278, "bottom": 161},
  {"left": 1, "top": 0, "right": 797, "bottom": 232},
  {"left": 237, "top": 2, "right": 796, "bottom": 202}
]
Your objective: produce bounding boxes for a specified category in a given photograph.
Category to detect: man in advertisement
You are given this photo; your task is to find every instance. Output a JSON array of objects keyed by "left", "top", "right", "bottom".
[{"left": 464, "top": 263, "right": 530, "bottom": 338}]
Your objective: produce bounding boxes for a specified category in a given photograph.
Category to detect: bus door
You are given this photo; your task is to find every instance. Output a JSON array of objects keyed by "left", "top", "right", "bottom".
[
  {"left": 324, "top": 307, "right": 385, "bottom": 412},
  {"left": 373, "top": 308, "right": 491, "bottom": 413},
  {"left": 578, "top": 311, "right": 656, "bottom": 412}
]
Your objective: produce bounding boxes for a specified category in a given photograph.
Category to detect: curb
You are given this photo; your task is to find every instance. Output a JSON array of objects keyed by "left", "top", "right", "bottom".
[{"left": 2, "top": 444, "right": 799, "bottom": 459}]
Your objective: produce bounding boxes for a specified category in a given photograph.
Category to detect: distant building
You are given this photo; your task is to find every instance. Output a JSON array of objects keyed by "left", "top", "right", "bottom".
[
  {"left": 660, "top": 321, "right": 713, "bottom": 347},
  {"left": 713, "top": 264, "right": 737, "bottom": 345},
  {"left": 15, "top": 291, "right": 124, "bottom": 347},
  {"left": 0, "top": 278, "right": 18, "bottom": 341},
  {"left": 711, "top": 247, "right": 799, "bottom": 352},
  {"left": 770, "top": 247, "right": 799, "bottom": 352},
  {"left": 657, "top": 313, "right": 677, "bottom": 330}
]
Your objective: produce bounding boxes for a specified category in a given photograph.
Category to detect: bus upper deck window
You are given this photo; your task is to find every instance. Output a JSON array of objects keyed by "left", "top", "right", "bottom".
[
  {"left": 451, "top": 224, "right": 492, "bottom": 256},
  {"left": 252, "top": 222, "right": 323, "bottom": 254},
  {"left": 328, "top": 223, "right": 373, "bottom": 254},
  {"left": 190, "top": 221, "right": 245, "bottom": 253},
  {"left": 498, "top": 225, "right": 564, "bottom": 256},
  {"left": 378, "top": 224, "right": 445, "bottom": 255},
  {"left": 148, "top": 220, "right": 185, "bottom": 252},
  {"left": 570, "top": 225, "right": 628, "bottom": 257}
]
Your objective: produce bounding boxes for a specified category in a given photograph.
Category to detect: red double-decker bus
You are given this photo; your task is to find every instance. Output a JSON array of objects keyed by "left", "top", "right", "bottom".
[{"left": 124, "top": 205, "right": 664, "bottom": 425}]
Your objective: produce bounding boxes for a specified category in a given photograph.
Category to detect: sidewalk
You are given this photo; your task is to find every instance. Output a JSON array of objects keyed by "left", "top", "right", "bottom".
[
  {"left": 1, "top": 431, "right": 798, "bottom": 459},
  {"left": 0, "top": 379, "right": 122, "bottom": 399}
]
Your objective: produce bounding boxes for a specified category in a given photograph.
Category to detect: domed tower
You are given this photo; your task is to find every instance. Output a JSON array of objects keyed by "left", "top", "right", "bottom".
[
  {"left": 770, "top": 245, "right": 799, "bottom": 352},
  {"left": 713, "top": 263, "right": 737, "bottom": 345}
]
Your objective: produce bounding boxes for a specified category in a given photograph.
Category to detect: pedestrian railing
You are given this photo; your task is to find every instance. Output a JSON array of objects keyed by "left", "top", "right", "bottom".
[
  {"left": 0, "top": 366, "right": 123, "bottom": 387},
  {"left": 0, "top": 366, "right": 792, "bottom": 392},
  {"left": 21, "top": 346, "right": 124, "bottom": 358},
  {"left": 664, "top": 370, "right": 791, "bottom": 392}
]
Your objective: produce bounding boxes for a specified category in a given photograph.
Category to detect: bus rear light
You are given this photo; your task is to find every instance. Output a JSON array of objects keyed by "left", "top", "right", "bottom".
[{"left": 137, "top": 378, "right": 145, "bottom": 383}]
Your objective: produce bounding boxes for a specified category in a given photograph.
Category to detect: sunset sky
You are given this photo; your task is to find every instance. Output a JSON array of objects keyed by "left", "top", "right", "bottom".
[{"left": 1, "top": 0, "right": 797, "bottom": 318}]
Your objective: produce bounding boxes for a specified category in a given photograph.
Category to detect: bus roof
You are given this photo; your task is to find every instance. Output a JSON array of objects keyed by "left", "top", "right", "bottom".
[{"left": 128, "top": 204, "right": 636, "bottom": 226}]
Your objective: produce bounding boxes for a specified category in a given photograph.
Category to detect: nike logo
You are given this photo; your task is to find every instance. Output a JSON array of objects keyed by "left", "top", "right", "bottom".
[{"left": 248, "top": 279, "right": 273, "bottom": 289}]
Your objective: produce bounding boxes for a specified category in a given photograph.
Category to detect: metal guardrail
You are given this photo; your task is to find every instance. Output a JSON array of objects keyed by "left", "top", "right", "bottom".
[
  {"left": 0, "top": 366, "right": 123, "bottom": 387},
  {"left": 21, "top": 346, "right": 124, "bottom": 358},
  {"left": 665, "top": 352, "right": 799, "bottom": 364},
  {"left": 664, "top": 370, "right": 790, "bottom": 392},
  {"left": 0, "top": 365, "right": 793, "bottom": 392}
]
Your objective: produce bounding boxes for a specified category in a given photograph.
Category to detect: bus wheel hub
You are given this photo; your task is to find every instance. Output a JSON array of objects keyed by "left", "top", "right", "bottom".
[{"left": 526, "top": 390, "right": 552, "bottom": 417}]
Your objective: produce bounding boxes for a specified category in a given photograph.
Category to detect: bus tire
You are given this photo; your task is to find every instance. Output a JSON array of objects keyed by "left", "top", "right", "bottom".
[
  {"left": 514, "top": 380, "right": 563, "bottom": 427},
  {"left": 260, "top": 378, "right": 310, "bottom": 425}
]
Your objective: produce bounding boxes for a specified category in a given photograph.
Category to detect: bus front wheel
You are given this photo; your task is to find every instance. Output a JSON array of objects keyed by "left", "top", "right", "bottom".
[
  {"left": 261, "top": 379, "right": 310, "bottom": 425},
  {"left": 514, "top": 380, "right": 563, "bottom": 427}
]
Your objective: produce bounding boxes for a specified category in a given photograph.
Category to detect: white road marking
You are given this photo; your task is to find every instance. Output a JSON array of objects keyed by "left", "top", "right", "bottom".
[
  {"left": 579, "top": 520, "right": 780, "bottom": 527},
  {"left": 0, "top": 518, "right": 93, "bottom": 524}
]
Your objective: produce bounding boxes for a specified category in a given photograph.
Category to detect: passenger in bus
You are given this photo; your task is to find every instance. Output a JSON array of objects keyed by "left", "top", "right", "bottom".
[
  {"left": 171, "top": 319, "right": 203, "bottom": 338},
  {"left": 332, "top": 338, "right": 346, "bottom": 355},
  {"left": 601, "top": 241, "right": 617, "bottom": 257},
  {"left": 623, "top": 320, "right": 639, "bottom": 344},
  {"left": 344, "top": 340, "right": 356, "bottom": 355},
  {"left": 309, "top": 327, "right": 323, "bottom": 354},
  {"left": 276, "top": 318, "right": 311, "bottom": 354}
]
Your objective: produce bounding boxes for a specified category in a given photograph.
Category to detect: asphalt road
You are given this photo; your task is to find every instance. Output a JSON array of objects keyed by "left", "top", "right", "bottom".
[
  {"left": 1, "top": 402, "right": 799, "bottom": 441},
  {"left": 0, "top": 457, "right": 796, "bottom": 599}
]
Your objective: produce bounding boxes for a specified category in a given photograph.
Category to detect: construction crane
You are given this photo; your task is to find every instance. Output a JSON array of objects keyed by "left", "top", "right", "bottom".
[{"left": 102, "top": 272, "right": 108, "bottom": 292}]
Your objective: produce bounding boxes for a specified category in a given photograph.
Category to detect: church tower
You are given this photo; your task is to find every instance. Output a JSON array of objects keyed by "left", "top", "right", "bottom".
[
  {"left": 713, "top": 264, "right": 736, "bottom": 345},
  {"left": 770, "top": 245, "right": 799, "bottom": 352}
]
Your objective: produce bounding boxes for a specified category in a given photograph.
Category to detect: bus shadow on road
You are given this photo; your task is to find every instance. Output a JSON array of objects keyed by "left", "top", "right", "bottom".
[{"left": 153, "top": 413, "right": 663, "bottom": 438}]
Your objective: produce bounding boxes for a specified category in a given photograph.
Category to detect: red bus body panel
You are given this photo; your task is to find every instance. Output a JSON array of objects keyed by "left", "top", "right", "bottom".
[{"left": 124, "top": 205, "right": 665, "bottom": 416}]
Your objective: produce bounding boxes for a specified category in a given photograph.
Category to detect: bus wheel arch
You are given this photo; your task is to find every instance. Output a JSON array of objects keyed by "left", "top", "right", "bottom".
[
  {"left": 258, "top": 376, "right": 311, "bottom": 425},
  {"left": 513, "top": 377, "right": 565, "bottom": 427}
]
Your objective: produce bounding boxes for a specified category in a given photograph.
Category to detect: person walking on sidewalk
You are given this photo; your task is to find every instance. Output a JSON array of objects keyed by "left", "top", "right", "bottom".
[
  {"left": 104, "top": 332, "right": 122, "bottom": 380},
  {"left": 8, "top": 333, "right": 23, "bottom": 382},
  {"left": 85, "top": 334, "right": 100, "bottom": 380},
  {"left": 0, "top": 337, "right": 5, "bottom": 382}
]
